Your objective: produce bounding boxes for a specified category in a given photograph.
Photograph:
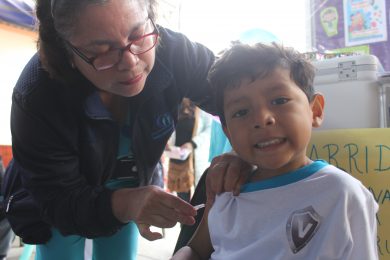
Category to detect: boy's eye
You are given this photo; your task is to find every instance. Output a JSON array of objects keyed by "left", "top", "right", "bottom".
[
  {"left": 271, "top": 97, "right": 289, "bottom": 105},
  {"left": 232, "top": 109, "right": 248, "bottom": 118}
]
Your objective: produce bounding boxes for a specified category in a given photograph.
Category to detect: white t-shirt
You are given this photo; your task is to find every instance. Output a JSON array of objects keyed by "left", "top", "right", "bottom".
[{"left": 208, "top": 160, "right": 378, "bottom": 260}]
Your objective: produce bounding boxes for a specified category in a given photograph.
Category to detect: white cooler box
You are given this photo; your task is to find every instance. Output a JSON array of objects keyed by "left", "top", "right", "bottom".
[
  {"left": 379, "top": 74, "right": 390, "bottom": 127},
  {"left": 312, "top": 54, "right": 389, "bottom": 130}
]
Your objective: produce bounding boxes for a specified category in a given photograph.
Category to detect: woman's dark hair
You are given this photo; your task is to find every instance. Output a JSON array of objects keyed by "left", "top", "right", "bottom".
[
  {"left": 35, "top": 0, "right": 157, "bottom": 84},
  {"left": 208, "top": 42, "right": 315, "bottom": 126}
]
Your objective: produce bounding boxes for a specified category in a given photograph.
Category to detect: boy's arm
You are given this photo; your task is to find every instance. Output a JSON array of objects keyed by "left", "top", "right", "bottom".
[
  {"left": 174, "top": 169, "right": 208, "bottom": 253},
  {"left": 172, "top": 205, "right": 213, "bottom": 260}
]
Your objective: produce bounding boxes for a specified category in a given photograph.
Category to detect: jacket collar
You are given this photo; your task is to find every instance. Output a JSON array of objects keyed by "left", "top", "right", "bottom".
[{"left": 84, "top": 91, "right": 113, "bottom": 120}]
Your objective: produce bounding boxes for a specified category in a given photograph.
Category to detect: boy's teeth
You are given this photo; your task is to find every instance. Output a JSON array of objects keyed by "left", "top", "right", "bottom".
[{"left": 255, "top": 138, "right": 283, "bottom": 148}]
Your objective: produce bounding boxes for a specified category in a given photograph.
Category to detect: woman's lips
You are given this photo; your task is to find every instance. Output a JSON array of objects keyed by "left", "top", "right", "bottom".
[{"left": 119, "top": 73, "right": 143, "bottom": 85}]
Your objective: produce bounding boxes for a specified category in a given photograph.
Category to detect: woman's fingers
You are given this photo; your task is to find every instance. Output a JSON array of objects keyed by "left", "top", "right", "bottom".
[
  {"left": 206, "top": 152, "right": 253, "bottom": 202},
  {"left": 206, "top": 156, "right": 226, "bottom": 205},
  {"left": 237, "top": 163, "right": 255, "bottom": 195},
  {"left": 112, "top": 186, "right": 197, "bottom": 230},
  {"left": 222, "top": 156, "right": 244, "bottom": 192},
  {"left": 158, "top": 194, "right": 196, "bottom": 226},
  {"left": 133, "top": 186, "right": 196, "bottom": 228},
  {"left": 206, "top": 156, "right": 227, "bottom": 198},
  {"left": 138, "top": 201, "right": 194, "bottom": 228},
  {"left": 137, "top": 223, "right": 163, "bottom": 241},
  {"left": 161, "top": 190, "right": 196, "bottom": 216}
]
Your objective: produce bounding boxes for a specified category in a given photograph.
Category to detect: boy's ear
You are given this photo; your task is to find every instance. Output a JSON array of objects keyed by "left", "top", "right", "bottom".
[{"left": 311, "top": 93, "right": 325, "bottom": 128}]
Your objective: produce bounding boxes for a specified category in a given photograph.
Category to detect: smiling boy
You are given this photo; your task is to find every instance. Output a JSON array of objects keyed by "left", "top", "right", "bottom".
[{"left": 172, "top": 43, "right": 378, "bottom": 260}]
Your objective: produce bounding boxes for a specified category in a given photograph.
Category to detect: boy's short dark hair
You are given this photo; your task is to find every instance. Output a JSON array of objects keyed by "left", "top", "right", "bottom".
[{"left": 208, "top": 42, "right": 315, "bottom": 126}]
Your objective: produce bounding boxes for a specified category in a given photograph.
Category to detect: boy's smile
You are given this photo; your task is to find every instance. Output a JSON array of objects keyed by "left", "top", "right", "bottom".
[
  {"left": 222, "top": 68, "right": 324, "bottom": 180},
  {"left": 253, "top": 137, "right": 285, "bottom": 150}
]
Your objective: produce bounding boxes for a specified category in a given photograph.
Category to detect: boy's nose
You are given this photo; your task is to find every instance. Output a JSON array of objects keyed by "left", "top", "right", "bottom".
[{"left": 254, "top": 110, "right": 275, "bottom": 129}]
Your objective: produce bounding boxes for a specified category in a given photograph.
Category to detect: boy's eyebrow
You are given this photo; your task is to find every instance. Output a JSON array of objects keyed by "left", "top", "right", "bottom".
[
  {"left": 224, "top": 96, "right": 247, "bottom": 108},
  {"left": 266, "top": 85, "right": 286, "bottom": 94}
]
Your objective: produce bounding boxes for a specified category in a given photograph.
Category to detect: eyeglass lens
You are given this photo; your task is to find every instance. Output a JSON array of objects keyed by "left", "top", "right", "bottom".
[{"left": 92, "top": 20, "right": 157, "bottom": 70}]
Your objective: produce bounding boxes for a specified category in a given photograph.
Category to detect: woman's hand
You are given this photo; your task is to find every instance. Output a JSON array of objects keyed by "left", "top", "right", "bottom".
[
  {"left": 111, "top": 186, "right": 197, "bottom": 240},
  {"left": 180, "top": 142, "right": 194, "bottom": 151},
  {"left": 171, "top": 246, "right": 201, "bottom": 260},
  {"left": 206, "top": 152, "right": 253, "bottom": 205}
]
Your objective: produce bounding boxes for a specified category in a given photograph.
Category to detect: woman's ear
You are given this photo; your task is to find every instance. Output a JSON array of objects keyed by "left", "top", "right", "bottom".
[{"left": 311, "top": 93, "right": 325, "bottom": 128}]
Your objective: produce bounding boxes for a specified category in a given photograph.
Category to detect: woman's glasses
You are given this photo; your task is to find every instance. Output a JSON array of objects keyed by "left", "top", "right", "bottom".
[{"left": 67, "top": 18, "right": 159, "bottom": 71}]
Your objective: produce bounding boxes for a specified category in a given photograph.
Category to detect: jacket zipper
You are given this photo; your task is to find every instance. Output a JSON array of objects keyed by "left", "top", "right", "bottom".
[{"left": 6, "top": 194, "right": 14, "bottom": 213}]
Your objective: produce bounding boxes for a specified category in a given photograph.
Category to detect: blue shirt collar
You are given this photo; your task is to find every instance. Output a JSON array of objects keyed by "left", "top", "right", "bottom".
[
  {"left": 241, "top": 160, "right": 329, "bottom": 193},
  {"left": 84, "top": 91, "right": 112, "bottom": 119}
]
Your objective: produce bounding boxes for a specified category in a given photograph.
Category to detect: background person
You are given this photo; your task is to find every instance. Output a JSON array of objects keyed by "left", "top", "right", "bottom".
[
  {"left": 167, "top": 98, "right": 211, "bottom": 202},
  {"left": 1, "top": 0, "right": 250, "bottom": 259}
]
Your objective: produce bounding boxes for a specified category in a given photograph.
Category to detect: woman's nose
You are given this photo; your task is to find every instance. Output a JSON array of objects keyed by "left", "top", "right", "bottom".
[{"left": 117, "top": 50, "right": 138, "bottom": 70}]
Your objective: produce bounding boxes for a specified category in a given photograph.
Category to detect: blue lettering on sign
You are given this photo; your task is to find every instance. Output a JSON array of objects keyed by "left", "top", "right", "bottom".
[
  {"left": 377, "top": 235, "right": 390, "bottom": 256},
  {"left": 344, "top": 143, "right": 363, "bottom": 174},
  {"left": 369, "top": 187, "right": 390, "bottom": 205},
  {"left": 308, "top": 143, "right": 390, "bottom": 174},
  {"left": 376, "top": 145, "right": 390, "bottom": 172}
]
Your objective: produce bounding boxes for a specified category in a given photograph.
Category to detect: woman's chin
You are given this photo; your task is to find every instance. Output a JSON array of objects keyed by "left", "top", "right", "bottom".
[{"left": 116, "top": 82, "right": 145, "bottom": 97}]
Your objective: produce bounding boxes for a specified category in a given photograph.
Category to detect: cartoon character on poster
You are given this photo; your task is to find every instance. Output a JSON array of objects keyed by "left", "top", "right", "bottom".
[
  {"left": 320, "top": 6, "right": 339, "bottom": 37},
  {"left": 349, "top": 10, "right": 365, "bottom": 32},
  {"left": 343, "top": 0, "right": 387, "bottom": 46}
]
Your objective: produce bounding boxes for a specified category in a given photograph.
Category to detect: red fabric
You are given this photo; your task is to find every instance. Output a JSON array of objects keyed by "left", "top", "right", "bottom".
[{"left": 0, "top": 145, "right": 13, "bottom": 168}]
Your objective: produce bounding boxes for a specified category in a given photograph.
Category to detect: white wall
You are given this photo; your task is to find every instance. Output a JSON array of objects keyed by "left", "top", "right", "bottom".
[
  {"left": 0, "top": 23, "right": 37, "bottom": 145},
  {"left": 177, "top": 0, "right": 309, "bottom": 53}
]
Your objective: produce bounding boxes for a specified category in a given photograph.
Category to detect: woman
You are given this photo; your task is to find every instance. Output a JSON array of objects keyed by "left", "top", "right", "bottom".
[
  {"left": 1, "top": 0, "right": 249, "bottom": 259},
  {"left": 167, "top": 98, "right": 198, "bottom": 202},
  {"left": 0, "top": 157, "right": 14, "bottom": 260}
]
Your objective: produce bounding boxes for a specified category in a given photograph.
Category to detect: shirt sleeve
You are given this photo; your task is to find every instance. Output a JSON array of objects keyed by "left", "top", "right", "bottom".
[{"left": 345, "top": 184, "right": 379, "bottom": 259}]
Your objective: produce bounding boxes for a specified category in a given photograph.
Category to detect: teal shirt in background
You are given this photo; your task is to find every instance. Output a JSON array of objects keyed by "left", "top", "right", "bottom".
[{"left": 208, "top": 119, "right": 232, "bottom": 162}]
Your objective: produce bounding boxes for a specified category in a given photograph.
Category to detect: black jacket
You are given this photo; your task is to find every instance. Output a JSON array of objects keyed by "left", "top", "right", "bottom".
[
  {"left": 0, "top": 156, "right": 5, "bottom": 221},
  {"left": 1, "top": 26, "right": 215, "bottom": 244}
]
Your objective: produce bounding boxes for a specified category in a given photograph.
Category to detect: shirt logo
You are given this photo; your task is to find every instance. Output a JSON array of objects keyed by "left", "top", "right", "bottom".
[
  {"left": 286, "top": 206, "right": 321, "bottom": 254},
  {"left": 152, "top": 113, "right": 174, "bottom": 140}
]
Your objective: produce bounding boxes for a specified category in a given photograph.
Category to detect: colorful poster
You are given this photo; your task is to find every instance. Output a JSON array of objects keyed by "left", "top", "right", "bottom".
[
  {"left": 320, "top": 6, "right": 339, "bottom": 37},
  {"left": 308, "top": 128, "right": 390, "bottom": 259},
  {"left": 312, "top": 0, "right": 390, "bottom": 71},
  {"left": 344, "top": 0, "right": 387, "bottom": 46}
]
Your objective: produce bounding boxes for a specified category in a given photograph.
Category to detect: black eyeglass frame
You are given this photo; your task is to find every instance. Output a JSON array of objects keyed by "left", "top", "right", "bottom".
[{"left": 67, "top": 18, "right": 159, "bottom": 71}]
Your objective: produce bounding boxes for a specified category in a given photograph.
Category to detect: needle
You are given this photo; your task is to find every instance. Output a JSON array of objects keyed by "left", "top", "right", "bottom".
[{"left": 194, "top": 203, "right": 205, "bottom": 210}]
